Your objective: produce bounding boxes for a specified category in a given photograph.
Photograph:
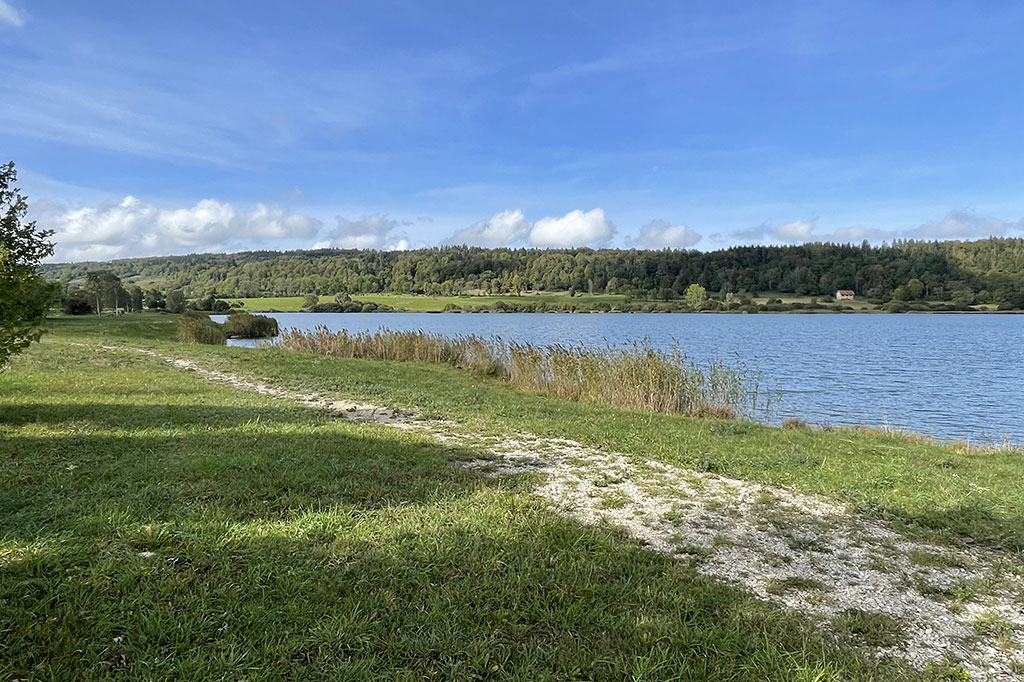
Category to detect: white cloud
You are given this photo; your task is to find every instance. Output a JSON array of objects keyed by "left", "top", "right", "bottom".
[
  {"left": 528, "top": 208, "right": 615, "bottom": 247},
  {"left": 49, "top": 196, "right": 321, "bottom": 261},
  {"left": 447, "top": 209, "right": 530, "bottom": 247},
  {"left": 908, "top": 210, "right": 1010, "bottom": 240},
  {"left": 318, "top": 214, "right": 410, "bottom": 251},
  {"left": 773, "top": 219, "right": 816, "bottom": 243},
  {"left": 0, "top": 0, "right": 24, "bottom": 27},
  {"left": 628, "top": 219, "right": 702, "bottom": 249},
  {"left": 733, "top": 210, "right": 1019, "bottom": 246}
]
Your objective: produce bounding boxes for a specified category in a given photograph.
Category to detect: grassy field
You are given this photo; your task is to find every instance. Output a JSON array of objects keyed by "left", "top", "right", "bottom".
[{"left": 2, "top": 315, "right": 1020, "bottom": 679}]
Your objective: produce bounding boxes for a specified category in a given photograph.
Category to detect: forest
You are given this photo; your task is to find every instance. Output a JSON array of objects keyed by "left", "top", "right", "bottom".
[{"left": 42, "top": 237, "right": 1024, "bottom": 307}]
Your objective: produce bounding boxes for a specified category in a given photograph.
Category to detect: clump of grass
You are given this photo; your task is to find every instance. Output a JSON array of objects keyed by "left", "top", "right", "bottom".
[
  {"left": 832, "top": 609, "right": 906, "bottom": 648},
  {"left": 782, "top": 418, "right": 810, "bottom": 429},
  {"left": 177, "top": 312, "right": 226, "bottom": 345},
  {"left": 225, "top": 311, "right": 279, "bottom": 339},
  {"left": 908, "top": 550, "right": 964, "bottom": 569},
  {"left": 278, "top": 327, "right": 762, "bottom": 419},
  {"left": 765, "top": 576, "right": 827, "bottom": 595}
]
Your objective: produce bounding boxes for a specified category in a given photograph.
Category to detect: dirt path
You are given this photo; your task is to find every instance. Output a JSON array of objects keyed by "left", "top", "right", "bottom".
[{"left": 138, "top": 346, "right": 1024, "bottom": 680}]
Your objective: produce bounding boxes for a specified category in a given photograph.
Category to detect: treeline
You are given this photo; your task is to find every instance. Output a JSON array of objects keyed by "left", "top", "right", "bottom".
[{"left": 43, "top": 238, "right": 1024, "bottom": 306}]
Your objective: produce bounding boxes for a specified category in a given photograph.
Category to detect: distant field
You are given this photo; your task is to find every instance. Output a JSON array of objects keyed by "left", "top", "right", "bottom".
[
  {"left": 228, "top": 292, "right": 629, "bottom": 312},
  {"left": 751, "top": 292, "right": 878, "bottom": 311}
]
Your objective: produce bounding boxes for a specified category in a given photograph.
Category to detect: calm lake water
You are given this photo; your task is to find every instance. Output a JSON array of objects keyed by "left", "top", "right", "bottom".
[{"left": 215, "top": 312, "right": 1024, "bottom": 444}]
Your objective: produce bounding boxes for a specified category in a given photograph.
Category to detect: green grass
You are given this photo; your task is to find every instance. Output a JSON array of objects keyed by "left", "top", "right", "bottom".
[
  {"left": 191, "top": 343, "right": 1024, "bottom": 552},
  {"left": 1, "top": 329, "right": 946, "bottom": 680},
  {"left": 831, "top": 609, "right": 907, "bottom": 648},
  {"left": 43, "top": 315, "right": 1024, "bottom": 552}
]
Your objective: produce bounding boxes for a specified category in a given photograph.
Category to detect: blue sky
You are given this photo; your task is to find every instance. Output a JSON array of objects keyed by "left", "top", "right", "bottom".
[{"left": 2, "top": 1, "right": 1023, "bottom": 261}]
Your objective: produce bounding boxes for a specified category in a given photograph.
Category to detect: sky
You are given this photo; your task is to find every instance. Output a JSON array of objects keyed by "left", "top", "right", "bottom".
[{"left": 2, "top": 1, "right": 1024, "bottom": 262}]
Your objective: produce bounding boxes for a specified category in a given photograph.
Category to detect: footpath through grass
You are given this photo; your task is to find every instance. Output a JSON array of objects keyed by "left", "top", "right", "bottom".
[
  {"left": 44, "top": 314, "right": 1024, "bottom": 552},
  {"left": 0, "top": 321, "right": 957, "bottom": 680},
  {"left": 201, "top": 344, "right": 1024, "bottom": 554}
]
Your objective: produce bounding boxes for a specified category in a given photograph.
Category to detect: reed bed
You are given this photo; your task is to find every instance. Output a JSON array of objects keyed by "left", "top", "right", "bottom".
[
  {"left": 177, "top": 312, "right": 227, "bottom": 345},
  {"left": 279, "top": 326, "right": 759, "bottom": 419}
]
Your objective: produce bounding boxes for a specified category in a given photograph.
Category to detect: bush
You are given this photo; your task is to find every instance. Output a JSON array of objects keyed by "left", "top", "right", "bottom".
[
  {"left": 61, "top": 292, "right": 93, "bottom": 315},
  {"left": 225, "top": 312, "right": 278, "bottom": 338},
  {"left": 177, "top": 312, "right": 226, "bottom": 344}
]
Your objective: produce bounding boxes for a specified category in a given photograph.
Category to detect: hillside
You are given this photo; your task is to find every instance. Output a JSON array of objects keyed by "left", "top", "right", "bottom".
[{"left": 42, "top": 238, "right": 1024, "bottom": 305}]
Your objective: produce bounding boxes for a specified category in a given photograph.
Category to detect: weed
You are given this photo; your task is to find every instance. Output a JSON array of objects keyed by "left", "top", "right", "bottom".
[
  {"left": 832, "top": 608, "right": 907, "bottom": 648},
  {"left": 765, "top": 576, "right": 828, "bottom": 595}
]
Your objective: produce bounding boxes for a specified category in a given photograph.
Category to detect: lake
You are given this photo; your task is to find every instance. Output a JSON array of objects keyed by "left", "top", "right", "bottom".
[{"left": 214, "top": 312, "right": 1024, "bottom": 444}]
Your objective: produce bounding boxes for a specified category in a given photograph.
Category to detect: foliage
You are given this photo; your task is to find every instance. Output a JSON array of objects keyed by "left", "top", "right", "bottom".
[
  {"left": 684, "top": 283, "right": 708, "bottom": 309},
  {"left": 224, "top": 311, "right": 279, "bottom": 338},
  {"left": 188, "top": 294, "right": 231, "bottom": 312},
  {"left": 176, "top": 311, "right": 226, "bottom": 344},
  {"left": 302, "top": 292, "right": 319, "bottom": 309},
  {"left": 145, "top": 287, "right": 165, "bottom": 309},
  {"left": 40, "top": 239, "right": 1024, "bottom": 306},
  {"left": 165, "top": 289, "right": 185, "bottom": 313},
  {"left": 60, "top": 290, "right": 93, "bottom": 315},
  {"left": 0, "top": 161, "right": 56, "bottom": 367},
  {"left": 280, "top": 327, "right": 758, "bottom": 419}
]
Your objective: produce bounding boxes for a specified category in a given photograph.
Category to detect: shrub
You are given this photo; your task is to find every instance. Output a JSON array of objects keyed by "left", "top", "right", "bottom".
[
  {"left": 225, "top": 312, "right": 279, "bottom": 338},
  {"left": 177, "top": 312, "right": 226, "bottom": 344},
  {"left": 61, "top": 292, "right": 93, "bottom": 315}
]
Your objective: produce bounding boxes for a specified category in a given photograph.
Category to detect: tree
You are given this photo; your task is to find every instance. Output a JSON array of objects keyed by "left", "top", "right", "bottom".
[
  {"left": 303, "top": 293, "right": 320, "bottom": 309},
  {"left": 84, "top": 270, "right": 126, "bottom": 313},
  {"left": 127, "top": 284, "right": 144, "bottom": 313},
  {"left": 684, "top": 283, "right": 708, "bottom": 310},
  {"left": 166, "top": 290, "right": 186, "bottom": 313},
  {"left": 145, "top": 288, "right": 166, "bottom": 309},
  {"left": 1, "top": 161, "right": 56, "bottom": 367}
]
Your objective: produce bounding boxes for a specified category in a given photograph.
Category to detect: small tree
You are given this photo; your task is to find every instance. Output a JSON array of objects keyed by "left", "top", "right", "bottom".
[
  {"left": 303, "top": 293, "right": 320, "bottom": 309},
  {"left": 684, "top": 283, "right": 708, "bottom": 310},
  {"left": 165, "top": 290, "right": 186, "bottom": 313},
  {"left": 145, "top": 288, "right": 166, "bottom": 309},
  {"left": 1, "top": 162, "right": 56, "bottom": 367}
]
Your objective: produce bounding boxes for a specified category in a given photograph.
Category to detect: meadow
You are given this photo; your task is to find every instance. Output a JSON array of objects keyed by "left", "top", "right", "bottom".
[{"left": 1, "top": 314, "right": 1021, "bottom": 679}]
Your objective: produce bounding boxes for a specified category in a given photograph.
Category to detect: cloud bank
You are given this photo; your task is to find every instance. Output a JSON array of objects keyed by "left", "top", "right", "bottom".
[
  {"left": 626, "top": 220, "right": 702, "bottom": 249},
  {"left": 447, "top": 208, "right": 615, "bottom": 248},
  {"left": 317, "top": 214, "right": 411, "bottom": 251},
  {"left": 447, "top": 209, "right": 530, "bottom": 247},
  {"left": 39, "top": 192, "right": 1024, "bottom": 263},
  {"left": 50, "top": 196, "right": 321, "bottom": 261},
  {"left": 735, "top": 211, "right": 1019, "bottom": 246}
]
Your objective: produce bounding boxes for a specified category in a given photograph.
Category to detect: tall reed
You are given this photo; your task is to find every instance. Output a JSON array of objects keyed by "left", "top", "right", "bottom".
[
  {"left": 177, "top": 312, "right": 226, "bottom": 345},
  {"left": 279, "top": 326, "right": 760, "bottom": 419}
]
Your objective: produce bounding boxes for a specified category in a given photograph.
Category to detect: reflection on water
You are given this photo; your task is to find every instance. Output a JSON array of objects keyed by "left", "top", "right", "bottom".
[{"left": 212, "top": 312, "right": 1024, "bottom": 444}]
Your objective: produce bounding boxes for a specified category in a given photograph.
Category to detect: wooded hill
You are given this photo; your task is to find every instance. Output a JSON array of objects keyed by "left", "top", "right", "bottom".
[{"left": 42, "top": 238, "right": 1024, "bottom": 305}]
